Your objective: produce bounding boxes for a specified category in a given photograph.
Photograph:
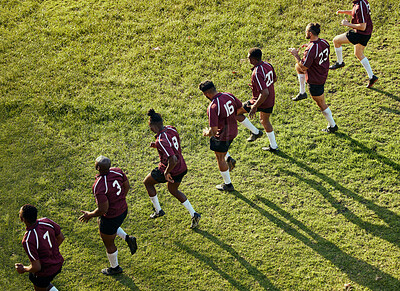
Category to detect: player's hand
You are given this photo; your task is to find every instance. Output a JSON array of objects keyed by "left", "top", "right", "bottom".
[
  {"left": 288, "top": 47, "right": 299, "bottom": 57},
  {"left": 202, "top": 127, "right": 210, "bottom": 137},
  {"left": 164, "top": 172, "right": 174, "bottom": 183},
  {"left": 336, "top": 10, "right": 344, "bottom": 15},
  {"left": 150, "top": 142, "right": 156, "bottom": 148},
  {"left": 341, "top": 19, "right": 350, "bottom": 26},
  {"left": 78, "top": 211, "right": 92, "bottom": 223},
  {"left": 249, "top": 105, "right": 257, "bottom": 119},
  {"left": 15, "top": 263, "right": 25, "bottom": 274}
]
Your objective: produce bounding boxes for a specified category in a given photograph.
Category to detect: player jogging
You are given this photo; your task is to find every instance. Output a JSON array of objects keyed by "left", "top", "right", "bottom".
[
  {"left": 15, "top": 204, "right": 64, "bottom": 291},
  {"left": 79, "top": 156, "right": 137, "bottom": 276},
  {"left": 237, "top": 48, "right": 278, "bottom": 151},
  {"left": 143, "top": 109, "right": 201, "bottom": 229},
  {"left": 199, "top": 80, "right": 244, "bottom": 191},
  {"left": 289, "top": 23, "right": 338, "bottom": 133},
  {"left": 330, "top": 0, "right": 378, "bottom": 88}
]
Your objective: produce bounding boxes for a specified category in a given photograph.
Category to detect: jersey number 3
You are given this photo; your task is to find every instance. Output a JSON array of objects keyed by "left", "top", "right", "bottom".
[
  {"left": 113, "top": 180, "right": 122, "bottom": 195},
  {"left": 319, "top": 48, "right": 329, "bottom": 65}
]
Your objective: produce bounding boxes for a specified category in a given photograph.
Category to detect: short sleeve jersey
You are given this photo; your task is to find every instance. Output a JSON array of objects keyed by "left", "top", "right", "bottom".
[
  {"left": 207, "top": 92, "right": 242, "bottom": 141},
  {"left": 301, "top": 38, "right": 330, "bottom": 85},
  {"left": 250, "top": 61, "right": 276, "bottom": 108},
  {"left": 93, "top": 167, "right": 128, "bottom": 218},
  {"left": 22, "top": 218, "right": 64, "bottom": 277},
  {"left": 155, "top": 126, "right": 187, "bottom": 176},
  {"left": 352, "top": 0, "right": 373, "bottom": 35}
]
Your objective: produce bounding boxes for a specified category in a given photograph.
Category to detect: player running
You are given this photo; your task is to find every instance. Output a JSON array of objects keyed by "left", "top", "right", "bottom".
[
  {"left": 237, "top": 48, "right": 279, "bottom": 151},
  {"left": 289, "top": 23, "right": 338, "bottom": 133},
  {"left": 79, "top": 156, "right": 137, "bottom": 276},
  {"left": 199, "top": 80, "right": 244, "bottom": 191},
  {"left": 15, "top": 204, "right": 64, "bottom": 291},
  {"left": 143, "top": 109, "right": 201, "bottom": 229},
  {"left": 330, "top": 0, "right": 378, "bottom": 88}
]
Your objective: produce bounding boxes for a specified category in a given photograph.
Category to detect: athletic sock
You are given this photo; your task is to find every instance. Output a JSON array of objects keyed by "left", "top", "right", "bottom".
[
  {"left": 266, "top": 131, "right": 278, "bottom": 149},
  {"left": 116, "top": 227, "right": 127, "bottom": 240},
  {"left": 225, "top": 152, "right": 230, "bottom": 161},
  {"left": 335, "top": 47, "right": 343, "bottom": 64},
  {"left": 49, "top": 287, "right": 58, "bottom": 291},
  {"left": 220, "top": 170, "right": 232, "bottom": 185},
  {"left": 360, "top": 57, "right": 374, "bottom": 79},
  {"left": 150, "top": 195, "right": 162, "bottom": 213},
  {"left": 322, "top": 107, "right": 336, "bottom": 127},
  {"left": 182, "top": 199, "right": 195, "bottom": 217},
  {"left": 106, "top": 250, "right": 119, "bottom": 268},
  {"left": 298, "top": 74, "right": 306, "bottom": 94},
  {"left": 240, "top": 117, "right": 259, "bottom": 134}
]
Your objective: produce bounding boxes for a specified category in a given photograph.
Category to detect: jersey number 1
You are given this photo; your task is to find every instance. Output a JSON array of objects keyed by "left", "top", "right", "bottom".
[{"left": 224, "top": 100, "right": 235, "bottom": 117}]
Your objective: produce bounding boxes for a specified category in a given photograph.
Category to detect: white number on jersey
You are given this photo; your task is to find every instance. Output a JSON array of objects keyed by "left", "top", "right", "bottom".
[
  {"left": 113, "top": 180, "right": 122, "bottom": 195},
  {"left": 318, "top": 48, "right": 329, "bottom": 65},
  {"left": 265, "top": 70, "right": 274, "bottom": 87},
  {"left": 224, "top": 100, "right": 235, "bottom": 117},
  {"left": 43, "top": 231, "right": 53, "bottom": 248},
  {"left": 171, "top": 136, "right": 179, "bottom": 151}
]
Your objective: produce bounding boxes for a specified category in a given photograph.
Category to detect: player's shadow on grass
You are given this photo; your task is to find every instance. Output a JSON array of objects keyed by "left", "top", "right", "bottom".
[
  {"left": 175, "top": 229, "right": 280, "bottom": 291},
  {"left": 228, "top": 190, "right": 400, "bottom": 289},
  {"left": 109, "top": 273, "right": 140, "bottom": 290},
  {"left": 369, "top": 87, "right": 400, "bottom": 102},
  {"left": 275, "top": 151, "right": 400, "bottom": 247}
]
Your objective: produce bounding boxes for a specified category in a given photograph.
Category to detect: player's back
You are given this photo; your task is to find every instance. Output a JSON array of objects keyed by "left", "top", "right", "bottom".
[{"left": 304, "top": 38, "right": 330, "bottom": 84}]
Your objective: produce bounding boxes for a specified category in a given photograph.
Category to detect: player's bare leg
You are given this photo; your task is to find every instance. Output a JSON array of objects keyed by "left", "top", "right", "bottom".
[
  {"left": 293, "top": 64, "right": 307, "bottom": 101},
  {"left": 215, "top": 151, "right": 234, "bottom": 191},
  {"left": 330, "top": 33, "right": 350, "bottom": 69},
  {"left": 354, "top": 44, "right": 378, "bottom": 87},
  {"left": 143, "top": 174, "right": 164, "bottom": 218},
  {"left": 260, "top": 112, "right": 278, "bottom": 151},
  {"left": 99, "top": 232, "right": 122, "bottom": 275},
  {"left": 311, "top": 94, "right": 337, "bottom": 133}
]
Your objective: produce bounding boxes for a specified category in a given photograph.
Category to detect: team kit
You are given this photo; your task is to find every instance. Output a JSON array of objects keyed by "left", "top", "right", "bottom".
[{"left": 15, "top": 1, "right": 377, "bottom": 289}]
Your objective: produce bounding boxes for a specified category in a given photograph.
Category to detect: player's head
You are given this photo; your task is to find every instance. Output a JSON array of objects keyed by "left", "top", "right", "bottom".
[
  {"left": 199, "top": 80, "right": 217, "bottom": 100},
  {"left": 148, "top": 108, "right": 163, "bottom": 133},
  {"left": 306, "top": 23, "right": 321, "bottom": 39},
  {"left": 248, "top": 48, "right": 262, "bottom": 65},
  {"left": 19, "top": 204, "right": 37, "bottom": 225},
  {"left": 95, "top": 155, "right": 111, "bottom": 174}
]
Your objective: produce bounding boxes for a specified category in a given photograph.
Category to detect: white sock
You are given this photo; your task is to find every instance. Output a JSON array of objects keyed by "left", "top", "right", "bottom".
[
  {"left": 182, "top": 199, "right": 195, "bottom": 217},
  {"left": 240, "top": 118, "right": 259, "bottom": 134},
  {"left": 106, "top": 250, "right": 118, "bottom": 268},
  {"left": 220, "top": 170, "right": 232, "bottom": 184},
  {"left": 266, "top": 131, "right": 278, "bottom": 149},
  {"left": 49, "top": 287, "right": 58, "bottom": 291},
  {"left": 322, "top": 107, "right": 336, "bottom": 127},
  {"left": 150, "top": 195, "right": 162, "bottom": 212},
  {"left": 298, "top": 74, "right": 306, "bottom": 94},
  {"left": 116, "top": 227, "right": 127, "bottom": 240},
  {"left": 335, "top": 47, "right": 343, "bottom": 64},
  {"left": 225, "top": 152, "right": 230, "bottom": 161},
  {"left": 360, "top": 57, "right": 374, "bottom": 79}
]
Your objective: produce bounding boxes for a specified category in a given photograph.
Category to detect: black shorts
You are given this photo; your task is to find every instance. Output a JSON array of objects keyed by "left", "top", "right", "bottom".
[
  {"left": 151, "top": 167, "right": 187, "bottom": 183},
  {"left": 243, "top": 101, "right": 273, "bottom": 113},
  {"left": 99, "top": 210, "right": 127, "bottom": 235},
  {"left": 308, "top": 83, "right": 325, "bottom": 96},
  {"left": 29, "top": 267, "right": 62, "bottom": 288},
  {"left": 210, "top": 136, "right": 233, "bottom": 153},
  {"left": 346, "top": 30, "right": 371, "bottom": 47}
]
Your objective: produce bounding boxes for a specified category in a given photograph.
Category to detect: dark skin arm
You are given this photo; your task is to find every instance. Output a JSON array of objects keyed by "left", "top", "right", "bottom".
[
  {"left": 164, "top": 155, "right": 178, "bottom": 183},
  {"left": 79, "top": 201, "right": 109, "bottom": 223},
  {"left": 203, "top": 126, "right": 218, "bottom": 137},
  {"left": 249, "top": 89, "right": 269, "bottom": 118},
  {"left": 122, "top": 179, "right": 130, "bottom": 195},
  {"left": 15, "top": 259, "right": 41, "bottom": 274},
  {"left": 56, "top": 232, "right": 65, "bottom": 246}
]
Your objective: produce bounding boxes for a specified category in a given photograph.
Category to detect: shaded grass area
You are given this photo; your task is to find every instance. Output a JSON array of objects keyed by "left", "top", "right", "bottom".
[{"left": 1, "top": 0, "right": 400, "bottom": 290}]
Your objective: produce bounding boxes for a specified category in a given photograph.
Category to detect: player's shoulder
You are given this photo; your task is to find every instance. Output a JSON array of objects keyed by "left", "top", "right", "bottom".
[
  {"left": 38, "top": 218, "right": 58, "bottom": 229},
  {"left": 165, "top": 125, "right": 178, "bottom": 134},
  {"left": 319, "top": 38, "right": 330, "bottom": 46},
  {"left": 109, "top": 167, "right": 124, "bottom": 177}
]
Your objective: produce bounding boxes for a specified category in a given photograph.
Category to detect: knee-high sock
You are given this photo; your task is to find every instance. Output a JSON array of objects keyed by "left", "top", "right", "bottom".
[
  {"left": 322, "top": 107, "right": 336, "bottom": 127},
  {"left": 220, "top": 170, "right": 231, "bottom": 184},
  {"left": 150, "top": 195, "right": 162, "bottom": 212},
  {"left": 360, "top": 57, "right": 374, "bottom": 79},
  {"left": 107, "top": 250, "right": 118, "bottom": 268},
  {"left": 298, "top": 74, "right": 306, "bottom": 94},
  {"left": 240, "top": 118, "right": 259, "bottom": 134},
  {"left": 182, "top": 199, "right": 195, "bottom": 217},
  {"left": 335, "top": 47, "right": 343, "bottom": 64}
]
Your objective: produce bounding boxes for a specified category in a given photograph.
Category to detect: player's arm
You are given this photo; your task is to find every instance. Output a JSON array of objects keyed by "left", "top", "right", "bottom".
[
  {"left": 203, "top": 126, "right": 218, "bottom": 137},
  {"left": 15, "top": 260, "right": 41, "bottom": 274},
  {"left": 336, "top": 10, "right": 352, "bottom": 16},
  {"left": 56, "top": 232, "right": 65, "bottom": 246},
  {"left": 341, "top": 19, "right": 366, "bottom": 31},
  {"left": 79, "top": 200, "right": 109, "bottom": 223},
  {"left": 249, "top": 89, "right": 268, "bottom": 118},
  {"left": 164, "top": 155, "right": 178, "bottom": 183},
  {"left": 122, "top": 179, "right": 130, "bottom": 195},
  {"left": 288, "top": 48, "right": 308, "bottom": 71}
]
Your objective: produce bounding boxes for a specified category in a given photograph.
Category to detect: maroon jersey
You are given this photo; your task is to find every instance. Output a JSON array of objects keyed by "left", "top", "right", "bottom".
[
  {"left": 250, "top": 61, "right": 276, "bottom": 108},
  {"left": 155, "top": 126, "right": 187, "bottom": 176},
  {"left": 93, "top": 167, "right": 128, "bottom": 218},
  {"left": 352, "top": 0, "right": 373, "bottom": 35},
  {"left": 301, "top": 38, "right": 330, "bottom": 85},
  {"left": 207, "top": 92, "right": 242, "bottom": 141},
  {"left": 22, "top": 218, "right": 64, "bottom": 277}
]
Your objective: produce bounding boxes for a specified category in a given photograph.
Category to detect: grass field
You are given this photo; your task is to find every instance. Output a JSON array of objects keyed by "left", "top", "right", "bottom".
[{"left": 1, "top": 0, "right": 400, "bottom": 290}]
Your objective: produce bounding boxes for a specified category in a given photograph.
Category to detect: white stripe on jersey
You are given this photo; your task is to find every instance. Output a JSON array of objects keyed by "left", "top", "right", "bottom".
[
  {"left": 25, "top": 231, "right": 37, "bottom": 261},
  {"left": 320, "top": 39, "right": 329, "bottom": 46},
  {"left": 225, "top": 93, "right": 236, "bottom": 102},
  {"left": 315, "top": 44, "right": 319, "bottom": 58},
  {"left": 216, "top": 98, "right": 220, "bottom": 116},
  {"left": 93, "top": 177, "right": 102, "bottom": 194},
  {"left": 255, "top": 67, "right": 264, "bottom": 90},
  {"left": 302, "top": 43, "right": 315, "bottom": 64},
  {"left": 104, "top": 176, "right": 108, "bottom": 194},
  {"left": 158, "top": 138, "right": 171, "bottom": 157},
  {"left": 163, "top": 132, "right": 172, "bottom": 147},
  {"left": 359, "top": 0, "right": 365, "bottom": 23},
  {"left": 167, "top": 127, "right": 177, "bottom": 133},
  {"left": 33, "top": 229, "right": 39, "bottom": 249},
  {"left": 38, "top": 222, "right": 54, "bottom": 229},
  {"left": 109, "top": 170, "right": 123, "bottom": 177}
]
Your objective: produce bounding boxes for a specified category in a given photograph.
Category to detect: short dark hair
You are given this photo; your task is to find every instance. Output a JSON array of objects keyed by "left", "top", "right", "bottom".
[
  {"left": 199, "top": 80, "right": 216, "bottom": 93},
  {"left": 148, "top": 108, "right": 163, "bottom": 124},
  {"left": 21, "top": 204, "right": 37, "bottom": 224},
  {"left": 307, "top": 23, "right": 321, "bottom": 36},
  {"left": 248, "top": 48, "right": 262, "bottom": 61}
]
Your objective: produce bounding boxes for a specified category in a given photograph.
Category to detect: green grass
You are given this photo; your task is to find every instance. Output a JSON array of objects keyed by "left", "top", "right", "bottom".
[{"left": 1, "top": 0, "right": 400, "bottom": 290}]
